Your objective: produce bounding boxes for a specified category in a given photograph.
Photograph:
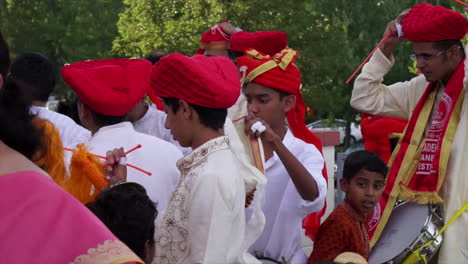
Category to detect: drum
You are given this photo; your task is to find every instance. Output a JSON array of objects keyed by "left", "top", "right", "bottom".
[{"left": 369, "top": 202, "right": 443, "bottom": 264}]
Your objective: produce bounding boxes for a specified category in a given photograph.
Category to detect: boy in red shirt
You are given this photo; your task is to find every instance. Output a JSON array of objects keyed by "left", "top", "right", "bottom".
[{"left": 309, "top": 150, "right": 387, "bottom": 263}]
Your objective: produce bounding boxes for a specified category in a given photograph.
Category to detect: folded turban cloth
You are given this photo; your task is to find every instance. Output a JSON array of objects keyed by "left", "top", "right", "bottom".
[
  {"left": 403, "top": 3, "right": 468, "bottom": 42},
  {"left": 62, "top": 59, "right": 152, "bottom": 116},
  {"left": 236, "top": 48, "right": 323, "bottom": 150},
  {"left": 197, "top": 24, "right": 230, "bottom": 54},
  {"left": 149, "top": 53, "right": 240, "bottom": 109},
  {"left": 230, "top": 31, "right": 288, "bottom": 56}
]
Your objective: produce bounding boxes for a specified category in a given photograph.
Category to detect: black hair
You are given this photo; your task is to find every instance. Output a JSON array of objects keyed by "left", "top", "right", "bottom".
[
  {"left": 0, "top": 31, "right": 10, "bottom": 80},
  {"left": 433, "top": 39, "right": 465, "bottom": 57},
  {"left": 343, "top": 150, "right": 388, "bottom": 181},
  {"left": 89, "top": 109, "right": 126, "bottom": 127},
  {"left": 144, "top": 50, "right": 166, "bottom": 65},
  {"left": 0, "top": 76, "right": 46, "bottom": 160},
  {"left": 277, "top": 89, "right": 291, "bottom": 100},
  {"left": 56, "top": 99, "right": 83, "bottom": 125},
  {"left": 162, "top": 97, "right": 227, "bottom": 130},
  {"left": 76, "top": 99, "right": 126, "bottom": 128},
  {"left": 87, "top": 183, "right": 157, "bottom": 260},
  {"left": 9, "top": 52, "right": 56, "bottom": 102}
]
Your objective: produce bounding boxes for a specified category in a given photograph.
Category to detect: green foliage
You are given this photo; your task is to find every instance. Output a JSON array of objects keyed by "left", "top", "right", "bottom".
[
  {"left": 113, "top": 0, "right": 224, "bottom": 56},
  {"left": 0, "top": 0, "right": 124, "bottom": 98},
  {"left": 112, "top": 0, "right": 468, "bottom": 147}
]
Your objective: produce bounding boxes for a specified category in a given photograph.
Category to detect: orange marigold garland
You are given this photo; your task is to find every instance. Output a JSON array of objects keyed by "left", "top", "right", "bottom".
[{"left": 68, "top": 143, "right": 109, "bottom": 204}]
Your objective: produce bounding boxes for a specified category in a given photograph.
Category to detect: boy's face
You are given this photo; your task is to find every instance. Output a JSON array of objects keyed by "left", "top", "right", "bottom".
[
  {"left": 245, "top": 83, "right": 294, "bottom": 128},
  {"left": 163, "top": 100, "right": 191, "bottom": 147},
  {"left": 340, "top": 169, "right": 385, "bottom": 216}
]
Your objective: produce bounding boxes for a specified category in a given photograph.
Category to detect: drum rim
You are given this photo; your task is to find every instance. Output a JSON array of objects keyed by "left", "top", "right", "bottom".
[{"left": 370, "top": 202, "right": 443, "bottom": 263}]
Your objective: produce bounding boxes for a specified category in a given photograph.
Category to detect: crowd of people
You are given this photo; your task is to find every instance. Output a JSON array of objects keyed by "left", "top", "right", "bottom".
[{"left": 1, "top": 2, "right": 468, "bottom": 264}]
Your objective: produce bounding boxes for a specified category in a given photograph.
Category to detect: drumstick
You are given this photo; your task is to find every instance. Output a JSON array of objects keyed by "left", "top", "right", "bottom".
[
  {"left": 63, "top": 146, "right": 152, "bottom": 176},
  {"left": 346, "top": 32, "right": 392, "bottom": 84},
  {"left": 453, "top": 0, "right": 468, "bottom": 7},
  {"left": 250, "top": 135, "right": 265, "bottom": 174},
  {"left": 102, "top": 144, "right": 142, "bottom": 166}
]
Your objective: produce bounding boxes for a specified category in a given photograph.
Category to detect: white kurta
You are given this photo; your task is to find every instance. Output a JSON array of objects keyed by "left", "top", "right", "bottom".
[
  {"left": 132, "top": 104, "right": 191, "bottom": 155},
  {"left": 351, "top": 47, "right": 468, "bottom": 264},
  {"left": 248, "top": 129, "right": 327, "bottom": 264},
  {"left": 30, "top": 106, "right": 91, "bottom": 148},
  {"left": 87, "top": 122, "right": 182, "bottom": 211},
  {"left": 154, "top": 136, "right": 259, "bottom": 264}
]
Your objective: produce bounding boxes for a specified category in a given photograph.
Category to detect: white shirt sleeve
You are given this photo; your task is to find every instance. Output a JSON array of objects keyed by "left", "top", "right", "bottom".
[
  {"left": 350, "top": 48, "right": 428, "bottom": 119},
  {"left": 297, "top": 144, "right": 327, "bottom": 214}
]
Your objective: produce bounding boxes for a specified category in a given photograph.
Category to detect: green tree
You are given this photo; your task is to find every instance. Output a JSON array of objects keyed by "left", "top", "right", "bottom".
[
  {"left": 113, "top": 0, "right": 467, "bottom": 147},
  {"left": 0, "top": 0, "right": 124, "bottom": 98},
  {"left": 113, "top": 0, "right": 224, "bottom": 57}
]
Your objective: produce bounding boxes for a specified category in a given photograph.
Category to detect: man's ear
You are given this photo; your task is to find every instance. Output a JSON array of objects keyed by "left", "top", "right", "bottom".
[
  {"left": 179, "top": 99, "right": 193, "bottom": 120},
  {"left": 77, "top": 101, "right": 90, "bottom": 123},
  {"left": 283, "top": 94, "right": 296, "bottom": 113},
  {"left": 339, "top": 178, "right": 349, "bottom": 193}
]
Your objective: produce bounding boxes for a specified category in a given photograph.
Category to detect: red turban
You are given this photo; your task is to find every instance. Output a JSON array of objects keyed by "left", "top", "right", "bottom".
[
  {"left": 403, "top": 3, "right": 468, "bottom": 42},
  {"left": 230, "top": 31, "right": 288, "bottom": 56},
  {"left": 62, "top": 59, "right": 151, "bottom": 116},
  {"left": 149, "top": 53, "right": 240, "bottom": 109},
  {"left": 197, "top": 25, "right": 230, "bottom": 54}
]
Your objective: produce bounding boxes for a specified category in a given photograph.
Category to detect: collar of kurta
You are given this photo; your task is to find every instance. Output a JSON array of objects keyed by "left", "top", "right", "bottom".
[
  {"left": 341, "top": 200, "right": 366, "bottom": 223},
  {"left": 92, "top": 121, "right": 134, "bottom": 139},
  {"left": 176, "top": 136, "right": 229, "bottom": 173}
]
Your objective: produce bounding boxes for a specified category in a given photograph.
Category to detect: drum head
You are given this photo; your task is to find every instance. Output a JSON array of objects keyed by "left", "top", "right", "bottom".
[{"left": 369, "top": 203, "right": 429, "bottom": 264}]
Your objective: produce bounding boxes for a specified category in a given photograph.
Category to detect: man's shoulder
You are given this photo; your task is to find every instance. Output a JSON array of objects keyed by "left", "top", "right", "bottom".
[
  {"left": 133, "top": 130, "right": 183, "bottom": 154},
  {"left": 286, "top": 134, "right": 323, "bottom": 159},
  {"left": 33, "top": 107, "right": 78, "bottom": 125}
]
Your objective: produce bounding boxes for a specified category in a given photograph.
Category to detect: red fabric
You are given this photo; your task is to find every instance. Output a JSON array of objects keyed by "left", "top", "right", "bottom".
[
  {"left": 360, "top": 113, "right": 407, "bottom": 163},
  {"left": 230, "top": 31, "right": 288, "bottom": 56},
  {"left": 62, "top": 59, "right": 152, "bottom": 116},
  {"left": 406, "top": 61, "right": 464, "bottom": 192},
  {"left": 403, "top": 3, "right": 468, "bottom": 41},
  {"left": 149, "top": 53, "right": 240, "bottom": 109},
  {"left": 146, "top": 88, "right": 164, "bottom": 110},
  {"left": 197, "top": 25, "right": 230, "bottom": 54},
  {"left": 368, "top": 59, "right": 465, "bottom": 240},
  {"left": 308, "top": 202, "right": 370, "bottom": 263},
  {"left": 237, "top": 49, "right": 327, "bottom": 240}
]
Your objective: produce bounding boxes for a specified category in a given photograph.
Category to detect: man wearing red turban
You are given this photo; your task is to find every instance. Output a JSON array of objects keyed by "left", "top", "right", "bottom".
[
  {"left": 351, "top": 3, "right": 468, "bottom": 263},
  {"left": 237, "top": 48, "right": 327, "bottom": 263},
  {"left": 62, "top": 58, "right": 183, "bottom": 212},
  {"left": 149, "top": 53, "right": 263, "bottom": 264},
  {"left": 197, "top": 22, "right": 288, "bottom": 61}
]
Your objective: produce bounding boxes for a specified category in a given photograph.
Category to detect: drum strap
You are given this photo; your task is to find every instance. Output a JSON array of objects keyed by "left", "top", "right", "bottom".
[{"left": 402, "top": 201, "right": 468, "bottom": 264}]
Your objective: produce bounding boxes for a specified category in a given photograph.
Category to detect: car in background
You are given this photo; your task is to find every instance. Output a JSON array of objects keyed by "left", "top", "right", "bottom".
[
  {"left": 307, "top": 119, "right": 362, "bottom": 144},
  {"left": 46, "top": 96, "right": 59, "bottom": 111}
]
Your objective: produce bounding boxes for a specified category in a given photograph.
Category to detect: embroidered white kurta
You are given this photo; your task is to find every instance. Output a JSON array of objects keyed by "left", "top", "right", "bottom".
[
  {"left": 248, "top": 129, "right": 327, "bottom": 264},
  {"left": 351, "top": 47, "right": 468, "bottom": 264},
  {"left": 154, "top": 136, "right": 259, "bottom": 264},
  {"left": 87, "top": 122, "right": 182, "bottom": 211},
  {"left": 30, "top": 106, "right": 91, "bottom": 148},
  {"left": 132, "top": 104, "right": 191, "bottom": 155}
]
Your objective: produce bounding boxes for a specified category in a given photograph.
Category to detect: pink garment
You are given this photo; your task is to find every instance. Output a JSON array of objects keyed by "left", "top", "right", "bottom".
[{"left": 0, "top": 171, "right": 143, "bottom": 264}]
